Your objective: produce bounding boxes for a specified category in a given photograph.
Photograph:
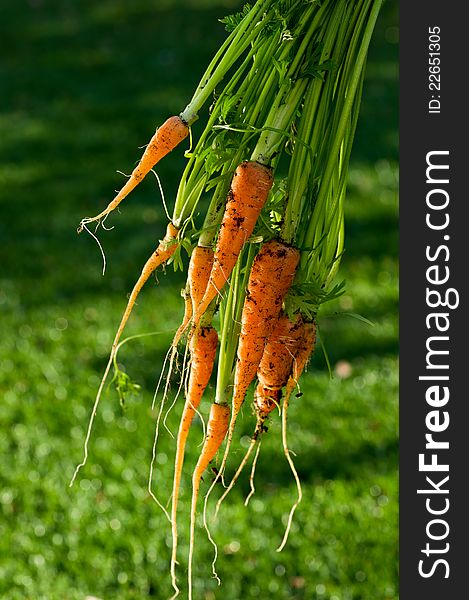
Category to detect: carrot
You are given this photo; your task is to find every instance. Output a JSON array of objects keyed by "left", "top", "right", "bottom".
[
  {"left": 253, "top": 385, "right": 281, "bottom": 423},
  {"left": 285, "top": 321, "right": 317, "bottom": 396},
  {"left": 165, "top": 245, "right": 215, "bottom": 397},
  {"left": 106, "top": 222, "right": 179, "bottom": 363},
  {"left": 193, "top": 161, "right": 273, "bottom": 325},
  {"left": 167, "top": 246, "right": 216, "bottom": 364},
  {"left": 232, "top": 241, "right": 300, "bottom": 421},
  {"left": 78, "top": 116, "right": 188, "bottom": 231},
  {"left": 188, "top": 246, "right": 215, "bottom": 315},
  {"left": 170, "top": 325, "right": 218, "bottom": 597},
  {"left": 214, "top": 313, "right": 304, "bottom": 515},
  {"left": 257, "top": 313, "right": 304, "bottom": 393},
  {"left": 277, "top": 320, "right": 316, "bottom": 553},
  {"left": 69, "top": 222, "right": 178, "bottom": 487},
  {"left": 188, "top": 402, "right": 230, "bottom": 600}
]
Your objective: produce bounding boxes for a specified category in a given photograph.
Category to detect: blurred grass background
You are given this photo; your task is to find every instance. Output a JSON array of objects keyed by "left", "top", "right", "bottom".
[{"left": 0, "top": 1, "right": 398, "bottom": 599}]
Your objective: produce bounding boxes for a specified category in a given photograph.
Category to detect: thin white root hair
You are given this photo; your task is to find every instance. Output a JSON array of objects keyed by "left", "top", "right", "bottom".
[
  {"left": 150, "top": 168, "right": 171, "bottom": 222},
  {"left": 245, "top": 439, "right": 262, "bottom": 507},
  {"left": 169, "top": 584, "right": 180, "bottom": 600},
  {"left": 100, "top": 213, "right": 114, "bottom": 232},
  {"left": 70, "top": 330, "right": 168, "bottom": 489},
  {"left": 147, "top": 385, "right": 171, "bottom": 522},
  {"left": 276, "top": 390, "right": 302, "bottom": 552},
  {"left": 151, "top": 345, "right": 173, "bottom": 411},
  {"left": 200, "top": 422, "right": 236, "bottom": 577},
  {"left": 215, "top": 434, "right": 258, "bottom": 518},
  {"left": 168, "top": 344, "right": 192, "bottom": 598},
  {"left": 69, "top": 352, "right": 114, "bottom": 487},
  {"left": 163, "top": 341, "right": 191, "bottom": 435},
  {"left": 81, "top": 222, "right": 107, "bottom": 276},
  {"left": 203, "top": 485, "right": 221, "bottom": 587},
  {"left": 169, "top": 517, "right": 181, "bottom": 600},
  {"left": 146, "top": 344, "right": 178, "bottom": 521}
]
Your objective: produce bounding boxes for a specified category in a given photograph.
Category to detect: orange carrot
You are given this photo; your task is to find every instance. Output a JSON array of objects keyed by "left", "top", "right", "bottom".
[
  {"left": 188, "top": 246, "right": 214, "bottom": 316},
  {"left": 110, "top": 222, "right": 179, "bottom": 355},
  {"left": 257, "top": 313, "right": 305, "bottom": 394},
  {"left": 188, "top": 402, "right": 230, "bottom": 600},
  {"left": 78, "top": 116, "right": 188, "bottom": 231},
  {"left": 170, "top": 246, "right": 213, "bottom": 351},
  {"left": 193, "top": 161, "right": 273, "bottom": 324},
  {"left": 170, "top": 325, "right": 218, "bottom": 595},
  {"left": 69, "top": 223, "right": 179, "bottom": 487},
  {"left": 232, "top": 240, "right": 300, "bottom": 419},
  {"left": 285, "top": 320, "right": 317, "bottom": 396},
  {"left": 253, "top": 385, "right": 281, "bottom": 425}
]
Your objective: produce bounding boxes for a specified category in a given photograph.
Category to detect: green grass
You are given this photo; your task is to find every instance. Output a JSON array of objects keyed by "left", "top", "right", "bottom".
[{"left": 1, "top": 1, "right": 398, "bottom": 599}]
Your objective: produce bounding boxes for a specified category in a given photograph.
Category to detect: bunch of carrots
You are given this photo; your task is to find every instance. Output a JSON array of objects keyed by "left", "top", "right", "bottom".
[{"left": 71, "top": 0, "right": 383, "bottom": 597}]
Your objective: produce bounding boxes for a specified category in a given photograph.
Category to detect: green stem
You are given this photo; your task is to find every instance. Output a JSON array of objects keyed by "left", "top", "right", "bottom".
[
  {"left": 215, "top": 244, "right": 256, "bottom": 405},
  {"left": 251, "top": 77, "right": 308, "bottom": 165},
  {"left": 304, "top": 0, "right": 382, "bottom": 250},
  {"left": 181, "top": 0, "right": 272, "bottom": 125}
]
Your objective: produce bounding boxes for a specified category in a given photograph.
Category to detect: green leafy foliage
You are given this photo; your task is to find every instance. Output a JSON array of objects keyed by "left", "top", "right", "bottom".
[
  {"left": 285, "top": 279, "right": 346, "bottom": 321},
  {"left": 219, "top": 3, "right": 253, "bottom": 32},
  {"left": 110, "top": 367, "right": 142, "bottom": 409}
]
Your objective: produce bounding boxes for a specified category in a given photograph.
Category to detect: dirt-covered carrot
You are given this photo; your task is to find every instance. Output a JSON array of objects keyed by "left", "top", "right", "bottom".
[
  {"left": 232, "top": 240, "right": 300, "bottom": 418},
  {"left": 169, "top": 325, "right": 218, "bottom": 596},
  {"left": 69, "top": 223, "right": 178, "bottom": 487},
  {"left": 257, "top": 313, "right": 304, "bottom": 392},
  {"left": 78, "top": 118, "right": 188, "bottom": 231},
  {"left": 285, "top": 320, "right": 317, "bottom": 395},
  {"left": 193, "top": 161, "right": 273, "bottom": 325},
  {"left": 188, "top": 402, "right": 230, "bottom": 600}
]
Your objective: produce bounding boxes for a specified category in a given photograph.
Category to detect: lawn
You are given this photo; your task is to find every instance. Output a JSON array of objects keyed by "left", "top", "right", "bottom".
[{"left": 1, "top": 1, "right": 398, "bottom": 599}]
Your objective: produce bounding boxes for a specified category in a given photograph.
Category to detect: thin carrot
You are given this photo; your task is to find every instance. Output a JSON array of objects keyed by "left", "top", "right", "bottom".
[
  {"left": 106, "top": 222, "right": 179, "bottom": 364},
  {"left": 188, "top": 402, "right": 230, "bottom": 600},
  {"left": 188, "top": 246, "right": 215, "bottom": 316},
  {"left": 277, "top": 320, "right": 316, "bottom": 552},
  {"left": 169, "top": 246, "right": 216, "bottom": 360},
  {"left": 78, "top": 116, "right": 188, "bottom": 231},
  {"left": 163, "top": 244, "right": 215, "bottom": 438},
  {"left": 69, "top": 223, "right": 179, "bottom": 487},
  {"left": 170, "top": 325, "right": 218, "bottom": 597},
  {"left": 193, "top": 161, "right": 273, "bottom": 324}
]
